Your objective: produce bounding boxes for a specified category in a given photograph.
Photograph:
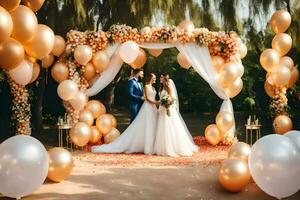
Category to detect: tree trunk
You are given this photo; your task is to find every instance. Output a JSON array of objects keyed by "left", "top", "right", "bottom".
[{"left": 34, "top": 68, "right": 47, "bottom": 132}]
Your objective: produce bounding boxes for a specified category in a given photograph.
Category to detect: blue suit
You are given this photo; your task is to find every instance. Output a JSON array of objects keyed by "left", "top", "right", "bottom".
[{"left": 128, "top": 78, "right": 143, "bottom": 122}]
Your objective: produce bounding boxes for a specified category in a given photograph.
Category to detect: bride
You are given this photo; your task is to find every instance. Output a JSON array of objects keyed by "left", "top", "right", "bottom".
[
  {"left": 153, "top": 74, "right": 198, "bottom": 157},
  {"left": 91, "top": 73, "right": 158, "bottom": 154}
]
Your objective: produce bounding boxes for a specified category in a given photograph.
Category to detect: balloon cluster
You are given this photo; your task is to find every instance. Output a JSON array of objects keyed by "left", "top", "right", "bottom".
[
  {"left": 68, "top": 100, "right": 119, "bottom": 147},
  {"left": 0, "top": 135, "right": 75, "bottom": 198},
  {"left": 219, "top": 142, "right": 251, "bottom": 192},
  {"left": 220, "top": 131, "right": 300, "bottom": 199},
  {"left": 0, "top": 135, "right": 49, "bottom": 199},
  {"left": 260, "top": 10, "right": 298, "bottom": 134},
  {"left": 56, "top": 77, "right": 120, "bottom": 147},
  {"left": 205, "top": 111, "right": 236, "bottom": 145},
  {"left": 0, "top": 0, "right": 68, "bottom": 135},
  {"left": 248, "top": 132, "right": 300, "bottom": 199},
  {"left": 204, "top": 41, "right": 245, "bottom": 145}
]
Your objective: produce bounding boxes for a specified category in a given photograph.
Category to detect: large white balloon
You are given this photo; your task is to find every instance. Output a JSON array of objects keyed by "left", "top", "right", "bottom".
[
  {"left": 285, "top": 130, "right": 300, "bottom": 149},
  {"left": 248, "top": 134, "right": 300, "bottom": 199},
  {"left": 119, "top": 41, "right": 139, "bottom": 64},
  {"left": 0, "top": 135, "right": 49, "bottom": 198}
]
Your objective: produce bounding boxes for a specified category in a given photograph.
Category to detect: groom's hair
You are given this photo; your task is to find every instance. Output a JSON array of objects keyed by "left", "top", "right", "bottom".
[{"left": 132, "top": 69, "right": 143, "bottom": 76}]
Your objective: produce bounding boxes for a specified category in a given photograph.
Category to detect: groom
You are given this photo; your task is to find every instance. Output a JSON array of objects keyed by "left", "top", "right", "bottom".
[{"left": 128, "top": 69, "right": 144, "bottom": 122}]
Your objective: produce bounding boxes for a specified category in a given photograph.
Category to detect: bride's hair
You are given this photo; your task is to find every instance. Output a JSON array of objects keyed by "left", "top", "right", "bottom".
[
  {"left": 146, "top": 73, "right": 155, "bottom": 84},
  {"left": 160, "top": 74, "right": 171, "bottom": 95}
]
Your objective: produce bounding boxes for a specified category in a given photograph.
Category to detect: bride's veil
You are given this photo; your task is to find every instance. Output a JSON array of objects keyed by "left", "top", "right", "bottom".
[{"left": 169, "top": 79, "right": 179, "bottom": 112}]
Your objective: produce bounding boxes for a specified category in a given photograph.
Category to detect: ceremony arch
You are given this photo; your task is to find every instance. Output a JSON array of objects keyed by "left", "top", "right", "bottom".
[{"left": 55, "top": 24, "right": 246, "bottom": 144}]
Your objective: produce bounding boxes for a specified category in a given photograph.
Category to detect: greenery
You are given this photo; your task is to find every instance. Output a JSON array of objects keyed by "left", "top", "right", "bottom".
[{"left": 1, "top": 0, "right": 300, "bottom": 140}]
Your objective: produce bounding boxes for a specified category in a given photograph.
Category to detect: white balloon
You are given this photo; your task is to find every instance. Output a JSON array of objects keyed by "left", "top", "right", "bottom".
[
  {"left": 248, "top": 134, "right": 300, "bottom": 199},
  {"left": 285, "top": 130, "right": 300, "bottom": 149},
  {"left": 0, "top": 135, "right": 49, "bottom": 198},
  {"left": 119, "top": 41, "right": 139, "bottom": 64}
]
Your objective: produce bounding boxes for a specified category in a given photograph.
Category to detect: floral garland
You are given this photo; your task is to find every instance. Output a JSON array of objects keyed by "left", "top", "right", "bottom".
[
  {"left": 65, "top": 24, "right": 240, "bottom": 62},
  {"left": 62, "top": 60, "right": 89, "bottom": 123},
  {"left": 8, "top": 76, "right": 31, "bottom": 135},
  {"left": 270, "top": 88, "right": 288, "bottom": 117}
]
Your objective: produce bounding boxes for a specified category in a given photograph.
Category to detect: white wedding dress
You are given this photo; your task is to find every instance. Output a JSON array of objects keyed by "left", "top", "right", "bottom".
[
  {"left": 91, "top": 84, "right": 157, "bottom": 154},
  {"left": 153, "top": 88, "right": 198, "bottom": 157}
]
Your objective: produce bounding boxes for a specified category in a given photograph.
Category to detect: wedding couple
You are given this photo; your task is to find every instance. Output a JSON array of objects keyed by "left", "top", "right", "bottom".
[{"left": 92, "top": 69, "right": 198, "bottom": 157}]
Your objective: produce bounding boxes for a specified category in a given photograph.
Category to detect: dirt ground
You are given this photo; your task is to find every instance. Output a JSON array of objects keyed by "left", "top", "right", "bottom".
[
  {"left": 20, "top": 152, "right": 300, "bottom": 200},
  {"left": 1, "top": 138, "right": 300, "bottom": 200},
  {"left": 0, "top": 145, "right": 299, "bottom": 200}
]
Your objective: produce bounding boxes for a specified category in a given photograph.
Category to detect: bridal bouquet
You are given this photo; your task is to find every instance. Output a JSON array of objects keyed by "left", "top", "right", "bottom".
[{"left": 160, "top": 95, "right": 175, "bottom": 116}]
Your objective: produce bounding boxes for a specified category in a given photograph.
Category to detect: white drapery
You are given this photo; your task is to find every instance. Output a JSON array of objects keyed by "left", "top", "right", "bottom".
[
  {"left": 86, "top": 44, "right": 121, "bottom": 96},
  {"left": 86, "top": 42, "right": 235, "bottom": 138}
]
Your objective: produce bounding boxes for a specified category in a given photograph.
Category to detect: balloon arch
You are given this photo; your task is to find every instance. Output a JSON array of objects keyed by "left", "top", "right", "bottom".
[{"left": 53, "top": 23, "right": 246, "bottom": 146}]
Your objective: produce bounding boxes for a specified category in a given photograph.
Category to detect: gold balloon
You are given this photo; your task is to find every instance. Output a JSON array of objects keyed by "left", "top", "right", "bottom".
[
  {"left": 264, "top": 80, "right": 276, "bottom": 97},
  {"left": 96, "top": 114, "right": 114, "bottom": 136},
  {"left": 83, "top": 63, "right": 96, "bottom": 81},
  {"left": 52, "top": 35, "right": 66, "bottom": 57},
  {"left": 22, "top": 0, "right": 45, "bottom": 12},
  {"left": 271, "top": 65, "right": 291, "bottom": 87},
  {"left": 86, "top": 100, "right": 106, "bottom": 119},
  {"left": 29, "top": 62, "right": 40, "bottom": 83},
  {"left": 225, "top": 78, "right": 243, "bottom": 98},
  {"left": 178, "top": 19, "right": 195, "bottom": 32},
  {"left": 216, "top": 111, "right": 234, "bottom": 132},
  {"left": 0, "top": 0, "right": 20, "bottom": 11},
  {"left": 273, "top": 115, "right": 293, "bottom": 135},
  {"left": 148, "top": 49, "right": 163, "bottom": 57},
  {"left": 79, "top": 109, "right": 94, "bottom": 126},
  {"left": 211, "top": 56, "right": 225, "bottom": 72},
  {"left": 10, "top": 5, "right": 38, "bottom": 44},
  {"left": 288, "top": 67, "right": 299, "bottom": 88},
  {"left": 0, "top": 6, "right": 13, "bottom": 43},
  {"left": 47, "top": 147, "right": 73, "bottom": 182},
  {"left": 130, "top": 48, "right": 147, "bottom": 69},
  {"left": 272, "top": 33, "right": 292, "bottom": 57},
  {"left": 108, "top": 114, "right": 117, "bottom": 128},
  {"left": 74, "top": 45, "right": 93, "bottom": 65},
  {"left": 57, "top": 80, "right": 78, "bottom": 101},
  {"left": 204, "top": 124, "right": 222, "bottom": 145},
  {"left": 89, "top": 126, "right": 102, "bottom": 144},
  {"left": 0, "top": 38, "right": 25, "bottom": 70},
  {"left": 270, "top": 10, "right": 291, "bottom": 34},
  {"left": 266, "top": 72, "right": 274, "bottom": 85},
  {"left": 219, "top": 159, "right": 251, "bottom": 192},
  {"left": 104, "top": 128, "right": 120, "bottom": 144},
  {"left": 177, "top": 52, "right": 191, "bottom": 69},
  {"left": 228, "top": 142, "right": 251, "bottom": 161},
  {"left": 41, "top": 54, "right": 54, "bottom": 68},
  {"left": 219, "top": 62, "right": 239, "bottom": 87},
  {"left": 51, "top": 62, "right": 69, "bottom": 83},
  {"left": 260, "top": 49, "right": 280, "bottom": 72},
  {"left": 92, "top": 51, "right": 110, "bottom": 73},
  {"left": 238, "top": 43, "right": 247, "bottom": 59},
  {"left": 24, "top": 24, "right": 55, "bottom": 59},
  {"left": 279, "top": 56, "right": 294, "bottom": 70},
  {"left": 70, "top": 122, "right": 91, "bottom": 147},
  {"left": 69, "top": 91, "right": 88, "bottom": 111},
  {"left": 236, "top": 62, "right": 244, "bottom": 77}
]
